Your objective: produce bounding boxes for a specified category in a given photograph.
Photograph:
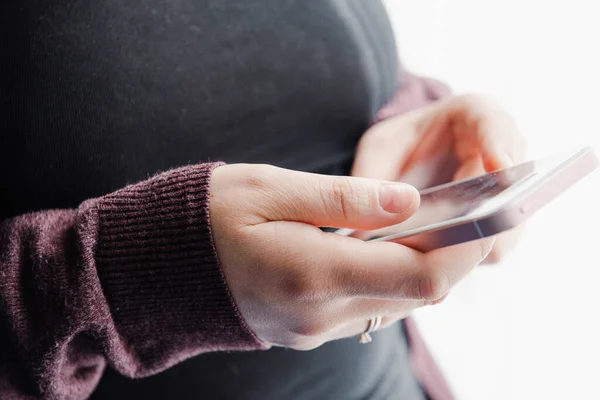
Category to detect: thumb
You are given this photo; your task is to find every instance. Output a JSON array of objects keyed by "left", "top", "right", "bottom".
[{"left": 261, "top": 166, "right": 420, "bottom": 230}]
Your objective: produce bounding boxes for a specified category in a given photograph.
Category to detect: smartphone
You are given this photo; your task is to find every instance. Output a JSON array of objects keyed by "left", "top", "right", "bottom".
[{"left": 336, "top": 146, "right": 598, "bottom": 251}]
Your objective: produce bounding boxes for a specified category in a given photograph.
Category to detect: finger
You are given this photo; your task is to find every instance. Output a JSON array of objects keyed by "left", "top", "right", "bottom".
[
  {"left": 451, "top": 155, "right": 524, "bottom": 264},
  {"left": 310, "top": 228, "right": 493, "bottom": 301},
  {"left": 400, "top": 95, "right": 524, "bottom": 175},
  {"left": 254, "top": 222, "right": 423, "bottom": 301},
  {"left": 323, "top": 313, "right": 407, "bottom": 343},
  {"left": 420, "top": 236, "right": 497, "bottom": 298},
  {"left": 399, "top": 109, "right": 454, "bottom": 176},
  {"left": 257, "top": 211, "right": 494, "bottom": 305},
  {"left": 287, "top": 313, "right": 405, "bottom": 351},
  {"left": 453, "top": 156, "right": 485, "bottom": 181},
  {"left": 334, "top": 297, "right": 421, "bottom": 325},
  {"left": 257, "top": 221, "right": 431, "bottom": 303},
  {"left": 483, "top": 224, "right": 525, "bottom": 265},
  {"left": 257, "top": 166, "right": 421, "bottom": 230},
  {"left": 350, "top": 114, "right": 420, "bottom": 180},
  {"left": 449, "top": 95, "right": 523, "bottom": 172}
]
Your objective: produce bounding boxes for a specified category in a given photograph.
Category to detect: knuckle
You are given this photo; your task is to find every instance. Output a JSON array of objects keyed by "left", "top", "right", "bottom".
[
  {"left": 417, "top": 270, "right": 450, "bottom": 301},
  {"left": 326, "top": 177, "right": 363, "bottom": 221}
]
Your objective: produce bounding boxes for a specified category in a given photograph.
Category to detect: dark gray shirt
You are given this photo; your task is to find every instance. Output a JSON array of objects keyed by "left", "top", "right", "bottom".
[{"left": 0, "top": 0, "right": 426, "bottom": 398}]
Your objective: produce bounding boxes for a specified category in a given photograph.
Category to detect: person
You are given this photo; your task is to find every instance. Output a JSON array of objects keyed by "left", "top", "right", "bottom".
[{"left": 0, "top": 1, "right": 525, "bottom": 399}]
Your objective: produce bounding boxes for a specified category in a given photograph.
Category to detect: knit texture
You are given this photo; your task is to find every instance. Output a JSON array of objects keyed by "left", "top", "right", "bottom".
[
  {"left": 0, "top": 74, "right": 454, "bottom": 400},
  {"left": 95, "top": 163, "right": 266, "bottom": 369},
  {"left": 0, "top": 162, "right": 265, "bottom": 400}
]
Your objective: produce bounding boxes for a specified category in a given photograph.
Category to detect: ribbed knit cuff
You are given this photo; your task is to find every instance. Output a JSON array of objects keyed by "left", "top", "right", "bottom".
[{"left": 95, "top": 163, "right": 266, "bottom": 371}]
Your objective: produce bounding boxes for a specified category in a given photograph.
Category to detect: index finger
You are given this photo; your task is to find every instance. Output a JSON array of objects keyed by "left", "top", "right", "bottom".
[
  {"left": 448, "top": 95, "right": 526, "bottom": 171},
  {"left": 325, "top": 231, "right": 496, "bottom": 301},
  {"left": 260, "top": 220, "right": 495, "bottom": 302},
  {"left": 400, "top": 95, "right": 526, "bottom": 175}
]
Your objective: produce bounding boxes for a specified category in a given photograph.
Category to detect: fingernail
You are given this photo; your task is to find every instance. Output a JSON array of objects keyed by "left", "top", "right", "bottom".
[{"left": 378, "top": 184, "right": 419, "bottom": 214}]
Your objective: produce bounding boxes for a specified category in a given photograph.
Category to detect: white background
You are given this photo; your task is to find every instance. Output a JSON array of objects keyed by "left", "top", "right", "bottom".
[{"left": 383, "top": 1, "right": 600, "bottom": 399}]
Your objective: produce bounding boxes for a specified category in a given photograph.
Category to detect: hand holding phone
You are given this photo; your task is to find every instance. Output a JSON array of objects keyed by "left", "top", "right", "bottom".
[{"left": 338, "top": 146, "right": 598, "bottom": 251}]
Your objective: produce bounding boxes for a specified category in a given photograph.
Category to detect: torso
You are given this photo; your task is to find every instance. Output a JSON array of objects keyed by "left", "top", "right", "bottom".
[{"left": 0, "top": 0, "right": 425, "bottom": 398}]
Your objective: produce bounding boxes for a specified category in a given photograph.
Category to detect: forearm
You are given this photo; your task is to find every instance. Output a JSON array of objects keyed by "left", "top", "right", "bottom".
[{"left": 0, "top": 162, "right": 263, "bottom": 400}]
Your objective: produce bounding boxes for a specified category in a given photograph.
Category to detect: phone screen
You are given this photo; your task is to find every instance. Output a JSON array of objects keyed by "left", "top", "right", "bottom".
[{"left": 339, "top": 149, "right": 584, "bottom": 242}]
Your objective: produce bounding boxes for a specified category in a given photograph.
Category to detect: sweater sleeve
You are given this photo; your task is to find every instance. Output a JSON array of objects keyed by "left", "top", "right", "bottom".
[
  {"left": 375, "top": 70, "right": 452, "bottom": 122},
  {"left": 0, "top": 162, "right": 266, "bottom": 400}
]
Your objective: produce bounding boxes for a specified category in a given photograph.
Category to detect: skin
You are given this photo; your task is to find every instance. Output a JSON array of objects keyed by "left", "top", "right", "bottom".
[
  {"left": 209, "top": 94, "right": 525, "bottom": 350},
  {"left": 352, "top": 94, "right": 527, "bottom": 263}
]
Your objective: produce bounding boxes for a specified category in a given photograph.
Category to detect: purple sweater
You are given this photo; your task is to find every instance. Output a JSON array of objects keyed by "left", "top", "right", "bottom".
[{"left": 0, "top": 73, "right": 453, "bottom": 400}]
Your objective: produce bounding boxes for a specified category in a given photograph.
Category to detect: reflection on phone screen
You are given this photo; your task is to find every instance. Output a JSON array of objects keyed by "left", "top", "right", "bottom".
[{"left": 349, "top": 156, "right": 545, "bottom": 241}]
